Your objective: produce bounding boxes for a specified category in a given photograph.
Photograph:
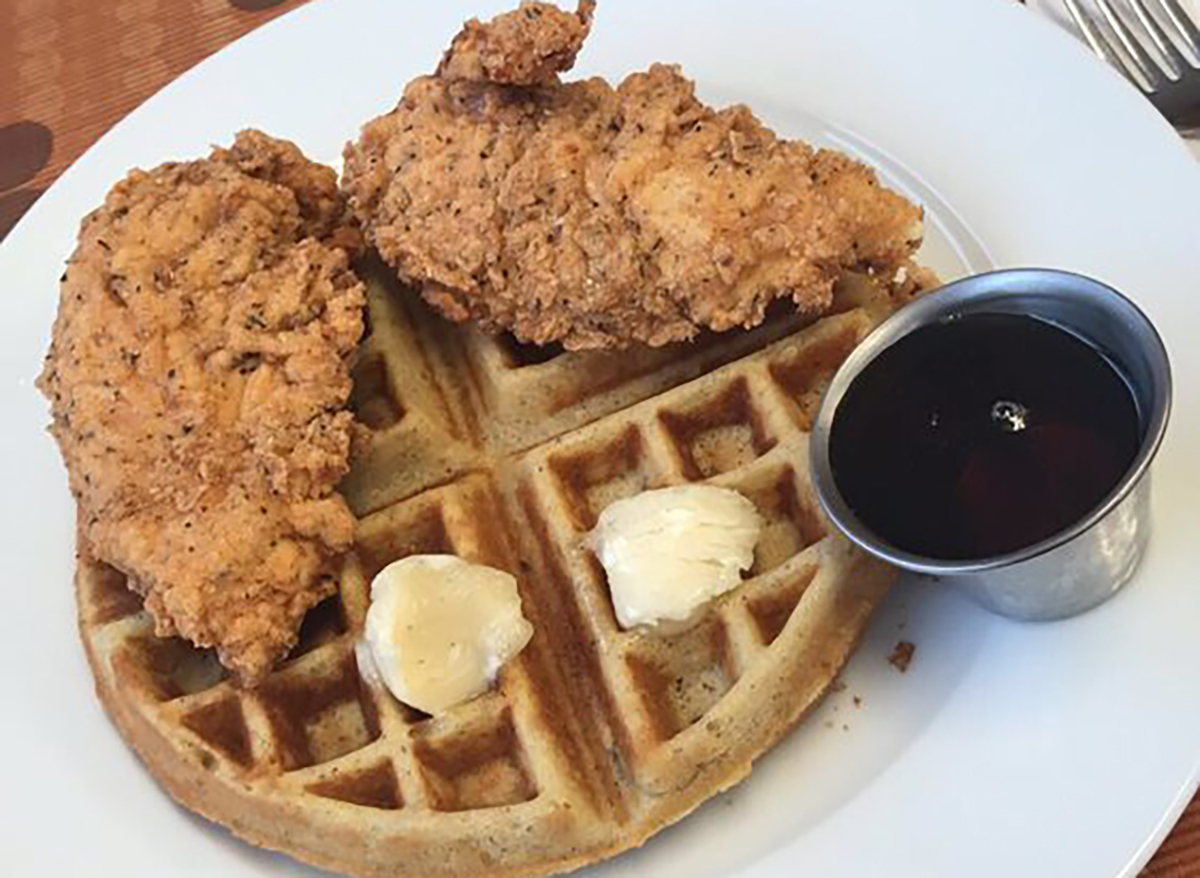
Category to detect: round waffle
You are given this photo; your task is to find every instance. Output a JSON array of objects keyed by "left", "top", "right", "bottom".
[{"left": 77, "top": 267, "right": 904, "bottom": 876}]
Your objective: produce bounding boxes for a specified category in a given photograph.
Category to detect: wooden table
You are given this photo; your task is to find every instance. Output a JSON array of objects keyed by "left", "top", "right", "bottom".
[{"left": 1, "top": 0, "right": 1196, "bottom": 873}]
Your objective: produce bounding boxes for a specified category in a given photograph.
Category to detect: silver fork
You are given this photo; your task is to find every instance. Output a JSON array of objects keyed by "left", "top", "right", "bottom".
[{"left": 1063, "top": 0, "right": 1200, "bottom": 124}]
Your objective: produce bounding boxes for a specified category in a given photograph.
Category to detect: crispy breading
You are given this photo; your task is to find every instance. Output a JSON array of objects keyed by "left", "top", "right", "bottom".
[
  {"left": 438, "top": 0, "right": 594, "bottom": 86},
  {"left": 342, "top": 1, "right": 923, "bottom": 350},
  {"left": 38, "top": 130, "right": 366, "bottom": 684}
]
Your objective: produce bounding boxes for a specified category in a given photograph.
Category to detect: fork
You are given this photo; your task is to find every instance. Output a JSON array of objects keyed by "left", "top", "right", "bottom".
[{"left": 1063, "top": 0, "right": 1200, "bottom": 125}]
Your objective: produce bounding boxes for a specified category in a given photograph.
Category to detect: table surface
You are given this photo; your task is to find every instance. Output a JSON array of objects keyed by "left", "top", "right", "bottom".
[{"left": 1, "top": 0, "right": 1196, "bottom": 875}]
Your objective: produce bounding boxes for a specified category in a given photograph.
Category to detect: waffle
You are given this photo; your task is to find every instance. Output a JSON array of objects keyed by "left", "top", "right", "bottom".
[{"left": 77, "top": 266, "right": 907, "bottom": 876}]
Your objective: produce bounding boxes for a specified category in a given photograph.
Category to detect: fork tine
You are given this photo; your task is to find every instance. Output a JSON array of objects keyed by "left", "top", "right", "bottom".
[
  {"left": 1064, "top": 0, "right": 1127, "bottom": 72},
  {"left": 1157, "top": 0, "right": 1200, "bottom": 58},
  {"left": 1129, "top": 0, "right": 1186, "bottom": 75},
  {"left": 1133, "top": 0, "right": 1198, "bottom": 77},
  {"left": 1095, "top": 0, "right": 1169, "bottom": 87}
]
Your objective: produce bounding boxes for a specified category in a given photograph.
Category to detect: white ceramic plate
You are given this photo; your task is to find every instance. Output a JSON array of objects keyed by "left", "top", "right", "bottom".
[{"left": 4, "top": 0, "right": 1200, "bottom": 875}]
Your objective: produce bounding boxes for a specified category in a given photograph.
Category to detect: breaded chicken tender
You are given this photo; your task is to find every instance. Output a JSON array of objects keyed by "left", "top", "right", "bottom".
[
  {"left": 38, "top": 130, "right": 366, "bottom": 684},
  {"left": 342, "top": 1, "right": 923, "bottom": 350}
]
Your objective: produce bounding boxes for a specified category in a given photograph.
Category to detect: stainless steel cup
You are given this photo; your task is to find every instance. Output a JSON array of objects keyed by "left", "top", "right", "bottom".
[{"left": 810, "top": 269, "right": 1172, "bottom": 621}]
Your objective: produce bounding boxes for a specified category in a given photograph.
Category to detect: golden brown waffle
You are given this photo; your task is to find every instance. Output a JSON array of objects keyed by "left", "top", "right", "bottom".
[{"left": 77, "top": 268, "right": 904, "bottom": 877}]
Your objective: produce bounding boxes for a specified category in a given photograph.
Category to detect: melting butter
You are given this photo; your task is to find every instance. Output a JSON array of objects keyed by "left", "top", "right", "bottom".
[
  {"left": 587, "top": 485, "right": 762, "bottom": 630},
  {"left": 362, "top": 555, "right": 533, "bottom": 715}
]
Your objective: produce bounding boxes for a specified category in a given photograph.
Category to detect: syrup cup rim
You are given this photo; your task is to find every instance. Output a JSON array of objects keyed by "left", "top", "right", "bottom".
[{"left": 809, "top": 268, "right": 1172, "bottom": 577}]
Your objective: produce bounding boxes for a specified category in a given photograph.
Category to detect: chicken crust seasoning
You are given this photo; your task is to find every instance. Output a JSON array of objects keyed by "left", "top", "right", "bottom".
[
  {"left": 38, "top": 130, "right": 366, "bottom": 685},
  {"left": 437, "top": 0, "right": 595, "bottom": 86},
  {"left": 343, "top": 1, "right": 923, "bottom": 350}
]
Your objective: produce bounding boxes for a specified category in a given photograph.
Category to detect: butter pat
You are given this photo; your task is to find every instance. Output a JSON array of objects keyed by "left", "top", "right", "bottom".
[
  {"left": 362, "top": 555, "right": 534, "bottom": 715},
  {"left": 587, "top": 485, "right": 763, "bottom": 630}
]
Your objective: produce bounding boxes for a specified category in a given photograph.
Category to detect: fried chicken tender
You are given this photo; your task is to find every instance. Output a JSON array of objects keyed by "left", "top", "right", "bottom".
[
  {"left": 342, "top": 1, "right": 923, "bottom": 350},
  {"left": 38, "top": 130, "right": 366, "bottom": 684}
]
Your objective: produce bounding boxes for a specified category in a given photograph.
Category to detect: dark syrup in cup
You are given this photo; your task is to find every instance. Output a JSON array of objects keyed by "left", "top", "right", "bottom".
[{"left": 829, "top": 313, "right": 1141, "bottom": 561}]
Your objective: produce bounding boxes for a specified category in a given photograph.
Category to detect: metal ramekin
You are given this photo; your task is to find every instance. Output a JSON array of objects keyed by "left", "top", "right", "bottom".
[{"left": 810, "top": 269, "right": 1172, "bottom": 621}]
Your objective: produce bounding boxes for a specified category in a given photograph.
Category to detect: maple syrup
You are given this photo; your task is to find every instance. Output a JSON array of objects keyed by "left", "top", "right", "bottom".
[{"left": 829, "top": 313, "right": 1141, "bottom": 560}]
